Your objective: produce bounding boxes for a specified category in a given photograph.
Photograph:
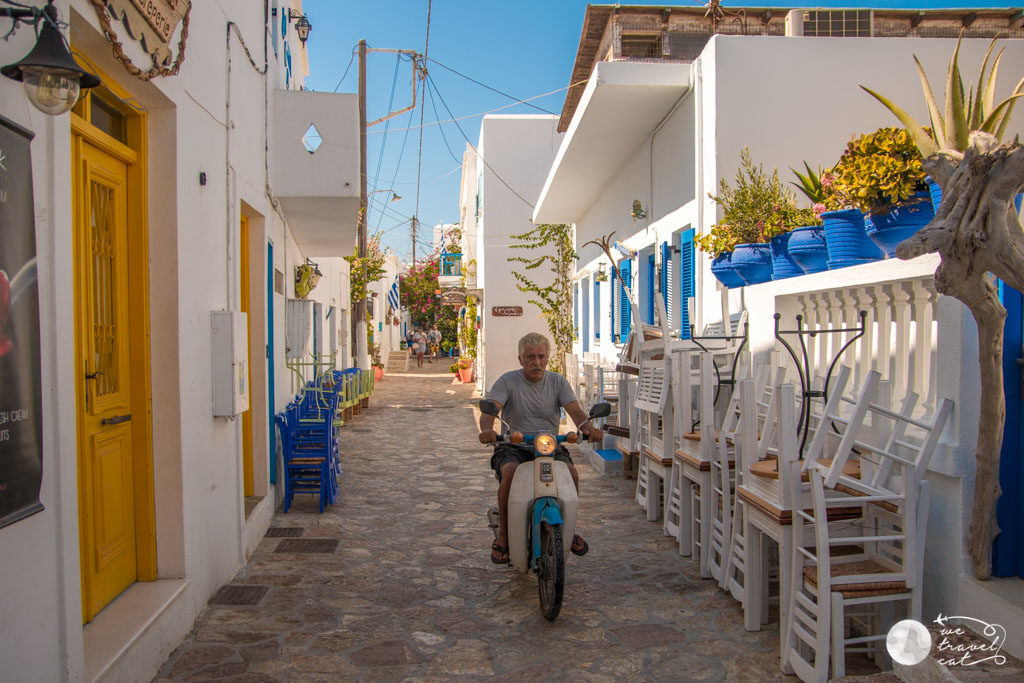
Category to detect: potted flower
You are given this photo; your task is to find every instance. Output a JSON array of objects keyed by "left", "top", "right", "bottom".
[
  {"left": 788, "top": 162, "right": 831, "bottom": 274},
  {"left": 698, "top": 149, "right": 814, "bottom": 286},
  {"left": 370, "top": 343, "right": 384, "bottom": 381},
  {"left": 822, "top": 126, "right": 928, "bottom": 262}
]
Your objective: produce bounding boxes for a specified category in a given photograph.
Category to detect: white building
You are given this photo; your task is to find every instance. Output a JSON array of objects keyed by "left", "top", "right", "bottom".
[
  {"left": 533, "top": 4, "right": 1024, "bottom": 659},
  {"left": 0, "top": 1, "right": 361, "bottom": 679},
  {"left": 460, "top": 115, "right": 564, "bottom": 390}
]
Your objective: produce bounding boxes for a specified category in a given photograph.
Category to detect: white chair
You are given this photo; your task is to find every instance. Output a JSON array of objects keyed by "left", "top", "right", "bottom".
[
  {"left": 783, "top": 462, "right": 932, "bottom": 681},
  {"left": 634, "top": 357, "right": 673, "bottom": 521}
]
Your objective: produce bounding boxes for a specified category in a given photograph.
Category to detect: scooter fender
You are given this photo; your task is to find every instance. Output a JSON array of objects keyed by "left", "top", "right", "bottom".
[{"left": 506, "top": 456, "right": 578, "bottom": 572}]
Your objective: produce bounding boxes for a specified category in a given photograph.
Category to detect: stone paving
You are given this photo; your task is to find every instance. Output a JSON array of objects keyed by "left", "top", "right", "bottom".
[{"left": 154, "top": 366, "right": 795, "bottom": 682}]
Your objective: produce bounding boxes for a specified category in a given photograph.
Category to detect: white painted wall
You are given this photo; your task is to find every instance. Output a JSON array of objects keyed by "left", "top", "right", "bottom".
[
  {"left": 476, "top": 115, "right": 563, "bottom": 391},
  {"left": 0, "top": 0, "right": 351, "bottom": 679}
]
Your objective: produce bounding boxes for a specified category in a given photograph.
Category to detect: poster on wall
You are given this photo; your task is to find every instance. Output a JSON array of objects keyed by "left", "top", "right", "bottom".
[{"left": 0, "top": 114, "right": 44, "bottom": 529}]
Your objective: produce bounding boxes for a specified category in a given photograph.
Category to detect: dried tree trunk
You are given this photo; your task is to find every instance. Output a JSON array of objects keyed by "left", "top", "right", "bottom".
[{"left": 896, "top": 132, "right": 1024, "bottom": 579}]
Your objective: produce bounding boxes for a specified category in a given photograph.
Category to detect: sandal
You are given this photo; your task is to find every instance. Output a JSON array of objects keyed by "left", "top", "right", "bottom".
[
  {"left": 571, "top": 534, "right": 589, "bottom": 556},
  {"left": 491, "top": 542, "right": 510, "bottom": 564}
]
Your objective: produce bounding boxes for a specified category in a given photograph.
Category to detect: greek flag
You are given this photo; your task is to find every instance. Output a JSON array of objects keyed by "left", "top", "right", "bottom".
[{"left": 387, "top": 277, "right": 400, "bottom": 312}]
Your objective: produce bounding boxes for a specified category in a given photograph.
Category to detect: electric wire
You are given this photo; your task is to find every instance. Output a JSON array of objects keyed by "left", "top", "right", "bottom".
[
  {"left": 366, "top": 164, "right": 461, "bottom": 186},
  {"left": 427, "top": 57, "right": 557, "bottom": 115},
  {"left": 368, "top": 53, "right": 402, "bottom": 200},
  {"left": 374, "top": 105, "right": 416, "bottom": 232},
  {"left": 427, "top": 71, "right": 536, "bottom": 209},
  {"left": 425, "top": 77, "right": 465, "bottom": 166},
  {"left": 366, "top": 80, "right": 583, "bottom": 135},
  {"left": 332, "top": 45, "right": 358, "bottom": 92},
  {"left": 413, "top": 0, "right": 432, "bottom": 264}
]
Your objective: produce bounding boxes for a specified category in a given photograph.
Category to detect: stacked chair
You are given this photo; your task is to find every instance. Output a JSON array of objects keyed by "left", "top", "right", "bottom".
[{"left": 275, "top": 366, "right": 377, "bottom": 513}]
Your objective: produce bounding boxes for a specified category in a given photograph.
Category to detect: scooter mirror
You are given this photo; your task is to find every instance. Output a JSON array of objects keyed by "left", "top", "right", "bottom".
[
  {"left": 479, "top": 399, "right": 501, "bottom": 416},
  {"left": 589, "top": 402, "right": 611, "bottom": 419}
]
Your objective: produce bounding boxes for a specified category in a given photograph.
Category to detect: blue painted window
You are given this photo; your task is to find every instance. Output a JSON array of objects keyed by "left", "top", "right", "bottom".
[
  {"left": 593, "top": 279, "right": 600, "bottom": 340},
  {"left": 582, "top": 280, "right": 590, "bottom": 353},
  {"left": 646, "top": 253, "right": 655, "bottom": 324},
  {"left": 618, "top": 259, "right": 632, "bottom": 340},
  {"left": 573, "top": 285, "right": 578, "bottom": 339},
  {"left": 679, "top": 229, "right": 695, "bottom": 339},
  {"left": 611, "top": 269, "right": 619, "bottom": 342},
  {"left": 660, "top": 242, "right": 672, "bottom": 329}
]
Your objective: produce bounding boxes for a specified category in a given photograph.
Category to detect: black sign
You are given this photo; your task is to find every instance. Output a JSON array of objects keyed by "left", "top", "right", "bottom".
[{"left": 0, "top": 114, "right": 44, "bottom": 529}]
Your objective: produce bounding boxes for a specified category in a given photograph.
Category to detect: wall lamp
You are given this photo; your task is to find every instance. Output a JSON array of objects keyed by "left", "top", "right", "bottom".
[
  {"left": 1, "top": 0, "right": 100, "bottom": 116},
  {"left": 287, "top": 9, "right": 312, "bottom": 45}
]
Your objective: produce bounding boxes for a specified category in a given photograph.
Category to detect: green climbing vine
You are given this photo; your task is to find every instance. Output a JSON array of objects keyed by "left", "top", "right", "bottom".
[{"left": 508, "top": 223, "right": 576, "bottom": 375}]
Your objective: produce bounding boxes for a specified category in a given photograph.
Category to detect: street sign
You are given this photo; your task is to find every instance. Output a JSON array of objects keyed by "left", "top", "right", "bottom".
[{"left": 492, "top": 306, "right": 523, "bottom": 317}]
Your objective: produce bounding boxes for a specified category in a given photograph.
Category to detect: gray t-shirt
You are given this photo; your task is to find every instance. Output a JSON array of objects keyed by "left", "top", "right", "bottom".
[{"left": 486, "top": 370, "right": 577, "bottom": 438}]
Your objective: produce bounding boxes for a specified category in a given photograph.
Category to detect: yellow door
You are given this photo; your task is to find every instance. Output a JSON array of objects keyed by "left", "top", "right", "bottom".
[
  {"left": 240, "top": 215, "right": 254, "bottom": 497},
  {"left": 74, "top": 138, "right": 137, "bottom": 621}
]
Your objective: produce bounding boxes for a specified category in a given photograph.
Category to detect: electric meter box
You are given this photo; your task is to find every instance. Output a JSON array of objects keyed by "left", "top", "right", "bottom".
[{"left": 212, "top": 310, "right": 250, "bottom": 416}]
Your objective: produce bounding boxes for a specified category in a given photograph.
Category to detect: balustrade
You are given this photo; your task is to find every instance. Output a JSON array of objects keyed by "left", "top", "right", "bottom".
[{"left": 776, "top": 276, "right": 940, "bottom": 421}]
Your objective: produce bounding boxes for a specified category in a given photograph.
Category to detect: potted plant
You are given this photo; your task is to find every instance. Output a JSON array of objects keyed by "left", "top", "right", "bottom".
[
  {"left": 788, "top": 162, "right": 831, "bottom": 274},
  {"left": 698, "top": 149, "right": 813, "bottom": 286},
  {"left": 821, "top": 127, "right": 926, "bottom": 262},
  {"left": 862, "top": 34, "right": 1024, "bottom": 217},
  {"left": 370, "top": 343, "right": 384, "bottom": 381}
]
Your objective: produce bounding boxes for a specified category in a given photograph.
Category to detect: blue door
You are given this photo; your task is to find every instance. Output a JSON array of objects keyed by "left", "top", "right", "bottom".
[
  {"left": 582, "top": 281, "right": 590, "bottom": 353},
  {"left": 995, "top": 281, "right": 1023, "bottom": 576},
  {"left": 267, "top": 241, "right": 277, "bottom": 484}
]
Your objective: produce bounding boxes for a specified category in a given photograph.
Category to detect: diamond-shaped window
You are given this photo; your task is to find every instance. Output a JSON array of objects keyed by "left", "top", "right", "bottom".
[{"left": 302, "top": 123, "right": 322, "bottom": 154}]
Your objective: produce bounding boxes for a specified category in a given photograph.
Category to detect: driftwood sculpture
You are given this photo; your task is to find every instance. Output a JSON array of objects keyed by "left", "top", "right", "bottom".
[{"left": 895, "top": 132, "right": 1024, "bottom": 579}]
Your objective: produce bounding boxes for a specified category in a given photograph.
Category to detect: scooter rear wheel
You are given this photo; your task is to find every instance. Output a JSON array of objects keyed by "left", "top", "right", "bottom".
[{"left": 537, "top": 521, "right": 565, "bottom": 621}]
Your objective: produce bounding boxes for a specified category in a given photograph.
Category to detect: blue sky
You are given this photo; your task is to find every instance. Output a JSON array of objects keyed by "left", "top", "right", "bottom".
[{"left": 302, "top": 1, "right": 1006, "bottom": 261}]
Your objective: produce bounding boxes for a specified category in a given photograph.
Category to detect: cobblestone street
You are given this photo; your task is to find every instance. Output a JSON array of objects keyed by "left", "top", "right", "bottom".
[{"left": 154, "top": 368, "right": 786, "bottom": 682}]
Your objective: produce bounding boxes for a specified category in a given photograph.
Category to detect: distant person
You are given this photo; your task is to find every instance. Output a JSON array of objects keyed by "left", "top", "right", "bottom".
[
  {"left": 414, "top": 329, "right": 427, "bottom": 368},
  {"left": 428, "top": 325, "right": 442, "bottom": 360}
]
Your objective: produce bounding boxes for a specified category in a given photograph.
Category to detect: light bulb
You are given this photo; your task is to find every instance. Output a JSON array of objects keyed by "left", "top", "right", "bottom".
[{"left": 21, "top": 66, "right": 80, "bottom": 116}]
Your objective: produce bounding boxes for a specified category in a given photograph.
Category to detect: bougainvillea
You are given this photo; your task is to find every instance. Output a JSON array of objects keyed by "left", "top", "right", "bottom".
[{"left": 400, "top": 258, "right": 459, "bottom": 342}]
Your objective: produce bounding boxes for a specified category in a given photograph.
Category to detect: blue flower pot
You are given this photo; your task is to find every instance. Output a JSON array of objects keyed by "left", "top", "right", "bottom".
[
  {"left": 821, "top": 209, "right": 883, "bottom": 269},
  {"left": 925, "top": 176, "right": 942, "bottom": 213},
  {"left": 865, "top": 193, "right": 934, "bottom": 257},
  {"left": 731, "top": 243, "right": 773, "bottom": 286},
  {"left": 785, "top": 225, "right": 829, "bottom": 275},
  {"left": 926, "top": 177, "right": 1022, "bottom": 215},
  {"left": 710, "top": 252, "right": 746, "bottom": 289},
  {"left": 769, "top": 232, "right": 803, "bottom": 280}
]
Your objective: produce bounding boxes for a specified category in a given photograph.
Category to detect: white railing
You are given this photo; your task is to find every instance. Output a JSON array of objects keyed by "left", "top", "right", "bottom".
[{"left": 775, "top": 275, "right": 940, "bottom": 420}]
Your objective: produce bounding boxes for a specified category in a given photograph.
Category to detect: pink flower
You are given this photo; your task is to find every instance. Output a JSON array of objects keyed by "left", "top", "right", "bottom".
[
  {"left": 813, "top": 203, "right": 826, "bottom": 217},
  {"left": 820, "top": 172, "right": 835, "bottom": 188}
]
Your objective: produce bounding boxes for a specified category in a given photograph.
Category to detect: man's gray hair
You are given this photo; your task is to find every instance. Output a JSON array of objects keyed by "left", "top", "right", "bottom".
[{"left": 518, "top": 332, "right": 551, "bottom": 357}]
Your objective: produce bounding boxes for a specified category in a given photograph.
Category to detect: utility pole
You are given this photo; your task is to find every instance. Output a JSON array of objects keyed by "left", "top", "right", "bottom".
[
  {"left": 411, "top": 216, "right": 417, "bottom": 266},
  {"left": 355, "top": 39, "right": 369, "bottom": 370},
  {"left": 355, "top": 41, "right": 420, "bottom": 365}
]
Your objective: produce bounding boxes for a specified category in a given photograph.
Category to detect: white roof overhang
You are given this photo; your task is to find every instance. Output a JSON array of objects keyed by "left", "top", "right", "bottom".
[{"left": 532, "top": 61, "right": 693, "bottom": 225}]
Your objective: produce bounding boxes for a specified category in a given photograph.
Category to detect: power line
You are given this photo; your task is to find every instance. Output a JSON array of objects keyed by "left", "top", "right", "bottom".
[
  {"left": 425, "top": 78, "right": 465, "bottom": 166},
  {"left": 427, "top": 72, "right": 536, "bottom": 210},
  {"left": 332, "top": 45, "right": 358, "bottom": 92},
  {"left": 374, "top": 104, "right": 416, "bottom": 232},
  {"left": 366, "top": 164, "right": 461, "bottom": 186},
  {"left": 368, "top": 53, "right": 402, "bottom": 199},
  {"left": 366, "top": 80, "right": 584, "bottom": 135},
  {"left": 427, "top": 57, "right": 557, "bottom": 115},
  {"left": 413, "top": 0, "right": 432, "bottom": 265}
]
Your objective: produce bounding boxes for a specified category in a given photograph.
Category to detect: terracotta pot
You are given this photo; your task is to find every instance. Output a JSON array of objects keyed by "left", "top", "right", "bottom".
[
  {"left": 373, "top": 366, "right": 384, "bottom": 381},
  {"left": 457, "top": 367, "right": 473, "bottom": 383}
]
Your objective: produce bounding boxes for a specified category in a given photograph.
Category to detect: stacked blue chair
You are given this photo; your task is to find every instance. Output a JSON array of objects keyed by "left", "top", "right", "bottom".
[{"left": 275, "top": 374, "right": 343, "bottom": 512}]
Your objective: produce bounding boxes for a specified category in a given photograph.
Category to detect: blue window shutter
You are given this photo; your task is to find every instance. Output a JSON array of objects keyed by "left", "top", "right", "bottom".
[
  {"left": 619, "top": 259, "right": 632, "bottom": 338},
  {"left": 611, "top": 272, "right": 618, "bottom": 342},
  {"left": 661, "top": 241, "right": 674, "bottom": 329},
  {"left": 594, "top": 280, "right": 601, "bottom": 340},
  {"left": 573, "top": 285, "right": 578, "bottom": 338},
  {"left": 680, "top": 229, "right": 695, "bottom": 339},
  {"left": 646, "top": 254, "right": 655, "bottom": 324}
]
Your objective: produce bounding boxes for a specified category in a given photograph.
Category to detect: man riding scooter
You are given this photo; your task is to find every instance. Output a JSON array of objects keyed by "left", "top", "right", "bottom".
[{"left": 478, "top": 332, "right": 603, "bottom": 564}]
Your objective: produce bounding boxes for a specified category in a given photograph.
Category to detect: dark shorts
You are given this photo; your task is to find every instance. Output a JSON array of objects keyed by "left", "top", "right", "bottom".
[{"left": 490, "top": 443, "right": 573, "bottom": 482}]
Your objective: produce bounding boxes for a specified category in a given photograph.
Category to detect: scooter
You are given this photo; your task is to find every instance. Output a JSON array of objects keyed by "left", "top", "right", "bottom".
[{"left": 480, "top": 399, "right": 611, "bottom": 621}]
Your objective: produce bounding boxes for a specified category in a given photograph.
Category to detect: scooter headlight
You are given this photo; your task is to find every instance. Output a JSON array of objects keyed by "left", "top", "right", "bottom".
[{"left": 535, "top": 433, "right": 557, "bottom": 455}]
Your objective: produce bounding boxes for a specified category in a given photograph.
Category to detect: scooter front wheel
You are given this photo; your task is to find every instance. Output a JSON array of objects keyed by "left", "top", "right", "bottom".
[{"left": 537, "top": 521, "right": 565, "bottom": 621}]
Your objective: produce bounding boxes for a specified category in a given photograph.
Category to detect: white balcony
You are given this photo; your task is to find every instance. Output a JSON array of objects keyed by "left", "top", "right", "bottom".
[{"left": 271, "top": 90, "right": 360, "bottom": 256}]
